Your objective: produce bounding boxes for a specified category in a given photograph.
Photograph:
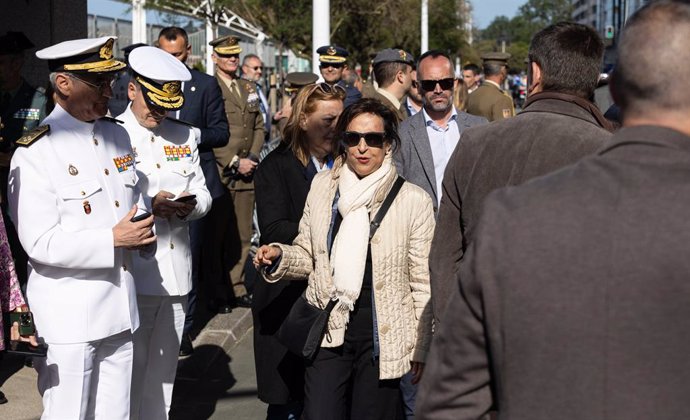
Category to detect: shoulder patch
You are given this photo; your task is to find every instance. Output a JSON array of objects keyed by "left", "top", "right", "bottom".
[
  {"left": 16, "top": 125, "right": 50, "bottom": 147},
  {"left": 100, "top": 116, "right": 124, "bottom": 124},
  {"left": 167, "top": 117, "right": 195, "bottom": 128}
]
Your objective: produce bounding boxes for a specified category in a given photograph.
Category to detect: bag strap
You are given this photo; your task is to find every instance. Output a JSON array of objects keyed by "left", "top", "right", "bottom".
[
  {"left": 369, "top": 176, "right": 405, "bottom": 240},
  {"left": 325, "top": 298, "right": 338, "bottom": 313}
]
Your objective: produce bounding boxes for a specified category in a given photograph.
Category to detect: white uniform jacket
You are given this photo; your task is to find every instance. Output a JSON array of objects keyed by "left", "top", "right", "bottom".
[
  {"left": 118, "top": 106, "right": 211, "bottom": 297},
  {"left": 8, "top": 104, "right": 142, "bottom": 344}
]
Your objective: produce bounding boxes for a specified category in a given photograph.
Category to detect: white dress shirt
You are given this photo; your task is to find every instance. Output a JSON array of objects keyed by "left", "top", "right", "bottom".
[{"left": 422, "top": 106, "right": 460, "bottom": 205}]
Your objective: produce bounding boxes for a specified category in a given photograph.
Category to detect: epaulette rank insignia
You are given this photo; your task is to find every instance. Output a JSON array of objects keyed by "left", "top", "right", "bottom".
[
  {"left": 100, "top": 116, "right": 124, "bottom": 124},
  {"left": 16, "top": 125, "right": 50, "bottom": 147}
]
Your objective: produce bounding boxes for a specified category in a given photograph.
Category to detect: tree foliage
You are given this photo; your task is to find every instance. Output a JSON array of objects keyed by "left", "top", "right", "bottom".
[{"left": 478, "top": 0, "right": 573, "bottom": 71}]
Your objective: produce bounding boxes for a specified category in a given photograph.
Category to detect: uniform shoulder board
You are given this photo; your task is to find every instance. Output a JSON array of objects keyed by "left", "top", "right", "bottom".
[
  {"left": 100, "top": 116, "right": 124, "bottom": 124},
  {"left": 167, "top": 117, "right": 195, "bottom": 128},
  {"left": 16, "top": 125, "right": 50, "bottom": 147}
]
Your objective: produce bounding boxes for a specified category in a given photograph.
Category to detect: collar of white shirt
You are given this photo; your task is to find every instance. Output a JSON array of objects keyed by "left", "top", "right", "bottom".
[{"left": 422, "top": 106, "right": 459, "bottom": 132}]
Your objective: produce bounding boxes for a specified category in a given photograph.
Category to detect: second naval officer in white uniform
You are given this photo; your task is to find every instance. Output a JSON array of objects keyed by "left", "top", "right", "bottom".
[
  {"left": 8, "top": 36, "right": 156, "bottom": 419},
  {"left": 117, "top": 46, "right": 212, "bottom": 420}
]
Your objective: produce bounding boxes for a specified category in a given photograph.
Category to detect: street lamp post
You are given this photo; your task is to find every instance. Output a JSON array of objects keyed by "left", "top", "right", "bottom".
[{"left": 313, "top": 0, "right": 330, "bottom": 76}]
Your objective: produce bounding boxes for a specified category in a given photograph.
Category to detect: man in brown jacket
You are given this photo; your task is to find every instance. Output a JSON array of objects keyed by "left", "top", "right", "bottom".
[
  {"left": 428, "top": 22, "right": 613, "bottom": 324},
  {"left": 210, "top": 35, "right": 264, "bottom": 308},
  {"left": 418, "top": 3, "right": 690, "bottom": 418}
]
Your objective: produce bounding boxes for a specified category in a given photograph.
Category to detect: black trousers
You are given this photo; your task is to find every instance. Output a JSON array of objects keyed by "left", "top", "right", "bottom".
[{"left": 303, "top": 335, "right": 402, "bottom": 420}]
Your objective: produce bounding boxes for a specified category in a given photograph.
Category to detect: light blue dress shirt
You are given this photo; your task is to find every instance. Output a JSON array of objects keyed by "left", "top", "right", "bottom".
[{"left": 422, "top": 106, "right": 460, "bottom": 205}]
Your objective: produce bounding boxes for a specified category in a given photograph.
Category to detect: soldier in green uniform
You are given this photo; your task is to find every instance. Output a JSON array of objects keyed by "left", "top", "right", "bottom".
[
  {"left": 465, "top": 52, "right": 515, "bottom": 122},
  {"left": 0, "top": 31, "right": 47, "bottom": 286},
  {"left": 209, "top": 35, "right": 264, "bottom": 308}
]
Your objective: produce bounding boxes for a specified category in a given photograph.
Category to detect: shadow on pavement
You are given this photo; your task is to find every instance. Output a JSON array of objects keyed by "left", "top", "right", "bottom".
[{"left": 170, "top": 343, "right": 250, "bottom": 420}]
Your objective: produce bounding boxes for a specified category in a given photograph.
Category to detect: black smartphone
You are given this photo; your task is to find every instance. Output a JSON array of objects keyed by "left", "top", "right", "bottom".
[
  {"left": 9, "top": 311, "right": 36, "bottom": 336},
  {"left": 131, "top": 211, "right": 152, "bottom": 223},
  {"left": 7, "top": 341, "right": 48, "bottom": 357},
  {"left": 173, "top": 194, "right": 196, "bottom": 203}
]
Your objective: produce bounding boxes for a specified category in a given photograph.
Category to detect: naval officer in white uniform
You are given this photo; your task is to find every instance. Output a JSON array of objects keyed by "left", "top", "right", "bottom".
[
  {"left": 7, "top": 37, "right": 156, "bottom": 419},
  {"left": 117, "top": 46, "right": 212, "bottom": 420}
]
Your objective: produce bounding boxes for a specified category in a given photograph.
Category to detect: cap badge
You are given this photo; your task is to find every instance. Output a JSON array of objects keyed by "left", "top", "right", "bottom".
[
  {"left": 83, "top": 200, "right": 92, "bottom": 215},
  {"left": 399, "top": 50, "right": 407, "bottom": 61},
  {"left": 327, "top": 46, "right": 337, "bottom": 56},
  {"left": 162, "top": 81, "right": 181, "bottom": 96},
  {"left": 99, "top": 38, "right": 114, "bottom": 60},
  {"left": 68, "top": 164, "right": 79, "bottom": 176}
]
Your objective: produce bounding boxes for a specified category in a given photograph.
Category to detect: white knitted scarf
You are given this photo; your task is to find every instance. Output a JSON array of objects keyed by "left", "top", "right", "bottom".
[{"left": 330, "top": 155, "right": 393, "bottom": 319}]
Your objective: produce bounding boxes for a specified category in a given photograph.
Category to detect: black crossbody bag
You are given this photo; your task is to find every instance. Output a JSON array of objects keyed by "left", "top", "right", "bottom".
[{"left": 276, "top": 176, "right": 405, "bottom": 360}]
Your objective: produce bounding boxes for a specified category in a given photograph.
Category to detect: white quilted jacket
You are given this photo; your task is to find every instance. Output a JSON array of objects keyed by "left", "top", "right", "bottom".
[{"left": 265, "top": 159, "right": 434, "bottom": 380}]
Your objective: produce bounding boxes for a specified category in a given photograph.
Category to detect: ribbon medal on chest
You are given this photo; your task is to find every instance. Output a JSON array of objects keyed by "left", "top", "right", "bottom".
[
  {"left": 113, "top": 153, "right": 135, "bottom": 173},
  {"left": 164, "top": 145, "right": 192, "bottom": 162}
]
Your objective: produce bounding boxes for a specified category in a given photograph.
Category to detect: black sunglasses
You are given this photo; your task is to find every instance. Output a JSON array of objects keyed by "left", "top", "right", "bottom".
[
  {"left": 320, "top": 62, "right": 345, "bottom": 69},
  {"left": 247, "top": 65, "right": 263, "bottom": 71},
  {"left": 342, "top": 131, "right": 386, "bottom": 148},
  {"left": 419, "top": 78, "right": 454, "bottom": 92}
]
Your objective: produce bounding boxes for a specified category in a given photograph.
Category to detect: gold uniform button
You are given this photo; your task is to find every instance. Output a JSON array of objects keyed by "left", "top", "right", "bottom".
[
  {"left": 104, "top": 169, "right": 109, "bottom": 175},
  {"left": 150, "top": 135, "right": 155, "bottom": 143},
  {"left": 183, "top": 170, "right": 187, "bottom": 175},
  {"left": 114, "top": 200, "right": 120, "bottom": 207},
  {"left": 80, "top": 191, "right": 86, "bottom": 196},
  {"left": 170, "top": 242, "right": 175, "bottom": 249},
  {"left": 156, "top": 163, "right": 161, "bottom": 169},
  {"left": 93, "top": 138, "right": 98, "bottom": 146},
  {"left": 122, "top": 264, "right": 127, "bottom": 271}
]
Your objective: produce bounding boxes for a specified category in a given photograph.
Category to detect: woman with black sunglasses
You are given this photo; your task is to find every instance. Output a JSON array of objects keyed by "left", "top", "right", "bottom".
[
  {"left": 255, "top": 98, "right": 434, "bottom": 420},
  {"left": 253, "top": 82, "right": 345, "bottom": 420}
]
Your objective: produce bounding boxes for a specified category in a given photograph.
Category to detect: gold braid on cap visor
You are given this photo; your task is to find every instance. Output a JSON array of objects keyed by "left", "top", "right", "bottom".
[
  {"left": 136, "top": 76, "right": 184, "bottom": 110},
  {"left": 63, "top": 58, "right": 126, "bottom": 72},
  {"left": 214, "top": 45, "right": 242, "bottom": 55},
  {"left": 319, "top": 55, "right": 346, "bottom": 64}
]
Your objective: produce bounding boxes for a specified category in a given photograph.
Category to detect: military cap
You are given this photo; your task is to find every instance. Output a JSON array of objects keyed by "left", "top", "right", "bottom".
[
  {"left": 121, "top": 42, "right": 147, "bottom": 64},
  {"left": 36, "top": 36, "right": 126, "bottom": 73},
  {"left": 481, "top": 52, "right": 511, "bottom": 66},
  {"left": 0, "top": 31, "right": 34, "bottom": 55},
  {"left": 373, "top": 48, "right": 414, "bottom": 67},
  {"left": 129, "top": 46, "right": 191, "bottom": 111},
  {"left": 284, "top": 72, "right": 319, "bottom": 93},
  {"left": 209, "top": 35, "right": 242, "bottom": 56},
  {"left": 317, "top": 45, "right": 348, "bottom": 64}
]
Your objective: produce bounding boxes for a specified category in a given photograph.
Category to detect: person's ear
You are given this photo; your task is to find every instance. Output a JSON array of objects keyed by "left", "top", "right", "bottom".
[
  {"left": 127, "top": 82, "right": 137, "bottom": 101},
  {"left": 54, "top": 73, "right": 72, "bottom": 97},
  {"left": 211, "top": 53, "right": 218, "bottom": 65},
  {"left": 299, "top": 113, "right": 308, "bottom": 130},
  {"left": 528, "top": 61, "right": 542, "bottom": 95}
]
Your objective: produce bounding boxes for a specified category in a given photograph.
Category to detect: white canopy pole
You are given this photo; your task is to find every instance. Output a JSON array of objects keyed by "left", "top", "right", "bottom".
[
  {"left": 421, "top": 0, "right": 429, "bottom": 53},
  {"left": 312, "top": 0, "right": 330, "bottom": 75}
]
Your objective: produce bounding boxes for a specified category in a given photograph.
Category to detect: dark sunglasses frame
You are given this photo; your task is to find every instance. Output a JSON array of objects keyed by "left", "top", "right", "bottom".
[
  {"left": 68, "top": 74, "right": 116, "bottom": 93},
  {"left": 341, "top": 131, "right": 387, "bottom": 148},
  {"left": 320, "top": 62, "right": 345, "bottom": 69},
  {"left": 419, "top": 78, "right": 454, "bottom": 92}
]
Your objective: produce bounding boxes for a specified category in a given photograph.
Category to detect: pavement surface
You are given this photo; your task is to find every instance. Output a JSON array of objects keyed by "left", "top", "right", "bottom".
[{"left": 0, "top": 307, "right": 265, "bottom": 420}]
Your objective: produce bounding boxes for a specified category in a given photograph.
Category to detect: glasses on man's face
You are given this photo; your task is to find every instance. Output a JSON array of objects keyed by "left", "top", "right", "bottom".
[
  {"left": 69, "top": 74, "right": 116, "bottom": 93},
  {"left": 320, "top": 63, "right": 344, "bottom": 70},
  {"left": 419, "top": 78, "right": 454, "bottom": 92},
  {"left": 342, "top": 131, "right": 386, "bottom": 149},
  {"left": 248, "top": 66, "right": 263, "bottom": 71}
]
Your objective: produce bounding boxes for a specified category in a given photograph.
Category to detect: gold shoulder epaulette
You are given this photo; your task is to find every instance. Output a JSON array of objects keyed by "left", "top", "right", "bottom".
[
  {"left": 16, "top": 125, "right": 50, "bottom": 147},
  {"left": 167, "top": 117, "right": 194, "bottom": 128},
  {"left": 100, "top": 116, "right": 124, "bottom": 124}
]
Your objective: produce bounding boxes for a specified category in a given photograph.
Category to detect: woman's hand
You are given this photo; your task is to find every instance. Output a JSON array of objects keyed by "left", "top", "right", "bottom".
[
  {"left": 410, "top": 361, "right": 425, "bottom": 385},
  {"left": 253, "top": 245, "right": 283, "bottom": 269}
]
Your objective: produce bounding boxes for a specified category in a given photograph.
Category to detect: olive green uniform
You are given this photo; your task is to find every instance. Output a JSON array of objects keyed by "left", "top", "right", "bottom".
[
  {"left": 214, "top": 75, "right": 265, "bottom": 297},
  {"left": 466, "top": 81, "right": 515, "bottom": 122}
]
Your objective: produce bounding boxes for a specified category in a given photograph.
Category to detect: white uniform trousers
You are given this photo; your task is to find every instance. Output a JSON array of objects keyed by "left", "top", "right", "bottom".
[
  {"left": 35, "top": 329, "right": 133, "bottom": 420},
  {"left": 130, "top": 294, "right": 188, "bottom": 420}
]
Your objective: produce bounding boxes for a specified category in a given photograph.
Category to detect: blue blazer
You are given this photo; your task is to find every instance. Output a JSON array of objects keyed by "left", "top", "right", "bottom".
[{"left": 179, "top": 68, "right": 229, "bottom": 199}]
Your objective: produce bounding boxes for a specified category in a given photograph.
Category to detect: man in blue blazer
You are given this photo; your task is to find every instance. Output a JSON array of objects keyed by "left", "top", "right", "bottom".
[{"left": 158, "top": 27, "right": 230, "bottom": 356}]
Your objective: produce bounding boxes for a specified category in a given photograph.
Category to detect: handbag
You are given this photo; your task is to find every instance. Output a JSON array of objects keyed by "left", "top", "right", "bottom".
[{"left": 276, "top": 176, "right": 405, "bottom": 360}]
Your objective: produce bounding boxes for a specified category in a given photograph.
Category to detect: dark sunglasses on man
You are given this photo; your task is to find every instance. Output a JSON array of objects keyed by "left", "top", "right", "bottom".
[
  {"left": 320, "top": 62, "right": 345, "bottom": 69},
  {"left": 419, "top": 78, "right": 454, "bottom": 92},
  {"left": 341, "top": 131, "right": 386, "bottom": 148}
]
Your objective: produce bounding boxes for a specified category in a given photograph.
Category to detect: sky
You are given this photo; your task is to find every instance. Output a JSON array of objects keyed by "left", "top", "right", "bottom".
[
  {"left": 473, "top": 0, "right": 524, "bottom": 29},
  {"left": 88, "top": 0, "right": 523, "bottom": 30}
]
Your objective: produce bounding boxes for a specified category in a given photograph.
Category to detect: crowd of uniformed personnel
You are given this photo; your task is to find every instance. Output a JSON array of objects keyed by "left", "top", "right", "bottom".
[{"left": 3, "top": 1, "right": 690, "bottom": 418}]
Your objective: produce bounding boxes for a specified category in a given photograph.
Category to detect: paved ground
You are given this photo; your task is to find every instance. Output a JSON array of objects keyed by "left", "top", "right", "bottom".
[{"left": 0, "top": 308, "right": 265, "bottom": 420}]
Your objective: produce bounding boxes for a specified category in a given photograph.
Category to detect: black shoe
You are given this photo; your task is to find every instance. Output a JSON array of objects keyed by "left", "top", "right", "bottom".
[
  {"left": 208, "top": 300, "right": 233, "bottom": 314},
  {"left": 24, "top": 357, "right": 33, "bottom": 368},
  {"left": 235, "top": 294, "right": 253, "bottom": 308},
  {"left": 0, "top": 390, "right": 7, "bottom": 404},
  {"left": 179, "top": 334, "right": 194, "bottom": 357}
]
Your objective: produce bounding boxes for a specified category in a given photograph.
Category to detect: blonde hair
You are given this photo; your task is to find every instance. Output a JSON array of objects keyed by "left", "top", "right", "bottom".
[
  {"left": 453, "top": 78, "right": 469, "bottom": 111},
  {"left": 282, "top": 84, "right": 346, "bottom": 166}
]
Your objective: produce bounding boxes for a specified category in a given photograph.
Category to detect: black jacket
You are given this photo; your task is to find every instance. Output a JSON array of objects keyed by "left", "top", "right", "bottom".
[
  {"left": 179, "top": 68, "right": 229, "bottom": 199},
  {"left": 252, "top": 141, "right": 317, "bottom": 404}
]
